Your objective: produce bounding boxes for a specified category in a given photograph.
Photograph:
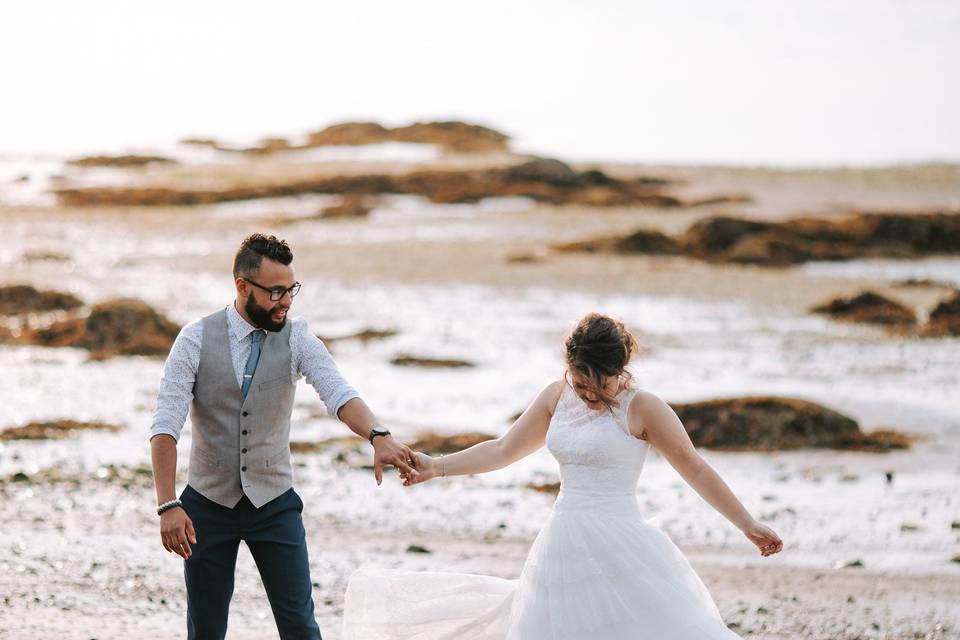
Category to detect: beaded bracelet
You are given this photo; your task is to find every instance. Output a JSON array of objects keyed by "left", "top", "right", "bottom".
[{"left": 157, "top": 499, "right": 182, "bottom": 516}]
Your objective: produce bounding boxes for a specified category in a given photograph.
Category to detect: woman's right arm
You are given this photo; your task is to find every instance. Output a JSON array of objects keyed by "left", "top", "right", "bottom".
[{"left": 404, "top": 380, "right": 564, "bottom": 485}]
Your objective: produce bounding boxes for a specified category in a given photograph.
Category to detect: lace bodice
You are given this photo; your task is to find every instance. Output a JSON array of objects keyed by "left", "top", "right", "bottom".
[{"left": 546, "top": 383, "right": 649, "bottom": 496}]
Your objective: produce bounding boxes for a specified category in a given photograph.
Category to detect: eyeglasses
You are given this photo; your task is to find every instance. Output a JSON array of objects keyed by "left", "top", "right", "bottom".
[{"left": 243, "top": 277, "right": 301, "bottom": 301}]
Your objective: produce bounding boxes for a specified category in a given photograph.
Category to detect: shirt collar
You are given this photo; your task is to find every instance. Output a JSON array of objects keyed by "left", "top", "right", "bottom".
[{"left": 227, "top": 302, "right": 262, "bottom": 343}]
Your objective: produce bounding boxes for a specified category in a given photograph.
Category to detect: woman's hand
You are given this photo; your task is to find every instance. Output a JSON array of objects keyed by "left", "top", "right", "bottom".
[
  {"left": 743, "top": 520, "right": 783, "bottom": 557},
  {"left": 401, "top": 452, "right": 438, "bottom": 486}
]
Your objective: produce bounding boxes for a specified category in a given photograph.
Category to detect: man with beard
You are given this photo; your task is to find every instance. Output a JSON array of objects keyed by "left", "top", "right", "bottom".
[{"left": 149, "top": 233, "right": 417, "bottom": 639}]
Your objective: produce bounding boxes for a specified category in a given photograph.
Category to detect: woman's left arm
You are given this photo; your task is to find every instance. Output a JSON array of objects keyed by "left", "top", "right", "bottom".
[{"left": 629, "top": 392, "right": 784, "bottom": 557}]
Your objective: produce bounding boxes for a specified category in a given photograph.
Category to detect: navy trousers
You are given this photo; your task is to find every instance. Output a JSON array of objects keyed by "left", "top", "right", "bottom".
[{"left": 180, "top": 485, "right": 322, "bottom": 640}]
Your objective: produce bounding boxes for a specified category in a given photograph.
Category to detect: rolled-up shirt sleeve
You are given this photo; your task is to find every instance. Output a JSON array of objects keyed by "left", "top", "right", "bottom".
[
  {"left": 292, "top": 319, "right": 360, "bottom": 417},
  {"left": 149, "top": 320, "right": 202, "bottom": 442}
]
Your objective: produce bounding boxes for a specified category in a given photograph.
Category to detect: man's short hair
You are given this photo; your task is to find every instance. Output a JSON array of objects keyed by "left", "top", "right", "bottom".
[{"left": 233, "top": 233, "right": 294, "bottom": 278}]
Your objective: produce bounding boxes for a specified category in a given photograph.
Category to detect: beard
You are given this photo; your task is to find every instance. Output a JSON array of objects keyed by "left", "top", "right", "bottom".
[{"left": 244, "top": 294, "right": 288, "bottom": 332}]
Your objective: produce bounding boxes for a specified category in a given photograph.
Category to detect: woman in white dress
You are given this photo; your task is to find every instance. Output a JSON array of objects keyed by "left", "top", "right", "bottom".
[{"left": 343, "top": 313, "right": 783, "bottom": 639}]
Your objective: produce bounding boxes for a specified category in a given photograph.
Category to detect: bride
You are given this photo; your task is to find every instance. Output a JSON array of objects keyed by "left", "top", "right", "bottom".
[{"left": 342, "top": 313, "right": 783, "bottom": 639}]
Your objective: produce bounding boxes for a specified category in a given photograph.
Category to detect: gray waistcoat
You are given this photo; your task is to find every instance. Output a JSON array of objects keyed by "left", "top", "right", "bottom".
[{"left": 188, "top": 309, "right": 296, "bottom": 508}]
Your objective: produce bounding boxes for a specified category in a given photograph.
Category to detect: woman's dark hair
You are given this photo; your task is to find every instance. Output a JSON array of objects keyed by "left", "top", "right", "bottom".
[
  {"left": 564, "top": 313, "right": 642, "bottom": 410},
  {"left": 233, "top": 233, "right": 293, "bottom": 278}
]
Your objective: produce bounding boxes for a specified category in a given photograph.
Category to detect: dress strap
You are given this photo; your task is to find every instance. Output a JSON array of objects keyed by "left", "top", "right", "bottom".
[{"left": 614, "top": 388, "right": 640, "bottom": 437}]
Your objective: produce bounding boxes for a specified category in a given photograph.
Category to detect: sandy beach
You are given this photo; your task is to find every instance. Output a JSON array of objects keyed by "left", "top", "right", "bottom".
[{"left": 2, "top": 141, "right": 959, "bottom": 639}]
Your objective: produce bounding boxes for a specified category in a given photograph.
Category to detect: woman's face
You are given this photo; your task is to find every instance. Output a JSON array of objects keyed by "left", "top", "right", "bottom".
[{"left": 568, "top": 370, "right": 620, "bottom": 410}]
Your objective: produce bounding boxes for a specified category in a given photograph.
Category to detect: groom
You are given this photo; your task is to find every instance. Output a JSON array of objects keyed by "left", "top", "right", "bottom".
[{"left": 149, "top": 233, "right": 418, "bottom": 639}]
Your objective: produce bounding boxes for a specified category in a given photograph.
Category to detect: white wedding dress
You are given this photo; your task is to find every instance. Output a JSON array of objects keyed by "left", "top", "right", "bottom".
[{"left": 342, "top": 385, "right": 741, "bottom": 639}]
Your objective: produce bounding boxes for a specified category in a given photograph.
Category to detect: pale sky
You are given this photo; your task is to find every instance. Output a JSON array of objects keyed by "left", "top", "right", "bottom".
[{"left": 2, "top": 0, "right": 959, "bottom": 165}]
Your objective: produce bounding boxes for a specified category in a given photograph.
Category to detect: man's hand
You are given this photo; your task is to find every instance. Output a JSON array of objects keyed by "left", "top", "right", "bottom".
[
  {"left": 372, "top": 435, "right": 419, "bottom": 485},
  {"left": 160, "top": 506, "right": 197, "bottom": 559}
]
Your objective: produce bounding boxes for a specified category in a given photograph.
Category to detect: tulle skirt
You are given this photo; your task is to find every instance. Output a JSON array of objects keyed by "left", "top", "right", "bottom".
[{"left": 342, "top": 491, "right": 741, "bottom": 639}]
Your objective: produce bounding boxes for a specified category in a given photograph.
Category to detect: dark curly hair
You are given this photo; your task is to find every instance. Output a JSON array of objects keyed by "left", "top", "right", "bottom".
[
  {"left": 233, "top": 233, "right": 293, "bottom": 278},
  {"left": 564, "top": 313, "right": 643, "bottom": 411}
]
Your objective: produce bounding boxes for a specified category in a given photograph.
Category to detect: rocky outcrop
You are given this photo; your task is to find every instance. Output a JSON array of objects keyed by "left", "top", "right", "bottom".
[
  {"left": 21, "top": 298, "right": 180, "bottom": 358},
  {"left": 316, "top": 328, "right": 399, "bottom": 344},
  {"left": 66, "top": 155, "right": 177, "bottom": 168},
  {"left": 924, "top": 290, "right": 960, "bottom": 336},
  {"left": 408, "top": 431, "right": 496, "bottom": 455},
  {"left": 811, "top": 291, "right": 917, "bottom": 326},
  {"left": 316, "top": 195, "right": 374, "bottom": 219},
  {"left": 670, "top": 396, "right": 911, "bottom": 452},
  {"left": 307, "top": 120, "right": 510, "bottom": 152},
  {"left": 554, "top": 229, "right": 681, "bottom": 255},
  {"left": 0, "top": 285, "right": 84, "bottom": 316},
  {"left": 680, "top": 212, "right": 960, "bottom": 265},
  {"left": 182, "top": 121, "right": 510, "bottom": 155},
  {"left": 390, "top": 354, "right": 476, "bottom": 368},
  {"left": 556, "top": 212, "right": 960, "bottom": 266},
  {"left": 0, "top": 420, "right": 123, "bottom": 441},
  {"left": 54, "top": 159, "right": 679, "bottom": 209}
]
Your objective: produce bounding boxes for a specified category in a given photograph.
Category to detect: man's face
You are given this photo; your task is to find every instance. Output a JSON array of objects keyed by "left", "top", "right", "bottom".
[{"left": 238, "top": 258, "right": 296, "bottom": 332}]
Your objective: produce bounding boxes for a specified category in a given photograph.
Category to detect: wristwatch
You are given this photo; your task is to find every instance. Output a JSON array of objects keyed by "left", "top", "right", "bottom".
[{"left": 368, "top": 426, "right": 391, "bottom": 445}]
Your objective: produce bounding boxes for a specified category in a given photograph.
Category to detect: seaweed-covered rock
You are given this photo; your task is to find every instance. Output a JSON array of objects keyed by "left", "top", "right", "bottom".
[
  {"left": 670, "top": 396, "right": 911, "bottom": 452},
  {"left": 22, "top": 298, "right": 180, "bottom": 358},
  {"left": 0, "top": 420, "right": 123, "bottom": 441},
  {"left": 811, "top": 291, "right": 917, "bottom": 326},
  {"left": 306, "top": 120, "right": 510, "bottom": 152},
  {"left": 503, "top": 158, "right": 580, "bottom": 187},
  {"left": 66, "top": 155, "right": 177, "bottom": 168},
  {"left": 390, "top": 354, "right": 476, "bottom": 368},
  {"left": 924, "top": 290, "right": 960, "bottom": 336},
  {"left": 555, "top": 229, "right": 681, "bottom": 255},
  {"left": 317, "top": 196, "right": 374, "bottom": 219},
  {"left": 0, "top": 285, "right": 83, "bottom": 316},
  {"left": 558, "top": 212, "right": 960, "bottom": 266},
  {"left": 55, "top": 164, "right": 678, "bottom": 209},
  {"left": 316, "top": 328, "right": 399, "bottom": 344},
  {"left": 408, "top": 431, "right": 495, "bottom": 455}
]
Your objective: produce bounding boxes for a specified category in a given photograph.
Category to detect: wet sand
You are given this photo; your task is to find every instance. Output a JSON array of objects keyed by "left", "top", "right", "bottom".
[
  {"left": 2, "top": 158, "right": 960, "bottom": 639},
  {"left": 1, "top": 478, "right": 957, "bottom": 640}
]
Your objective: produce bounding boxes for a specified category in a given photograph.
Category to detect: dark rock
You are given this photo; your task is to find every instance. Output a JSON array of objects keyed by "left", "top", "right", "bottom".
[
  {"left": 20, "top": 251, "right": 71, "bottom": 263},
  {"left": 560, "top": 211, "right": 960, "bottom": 266},
  {"left": 316, "top": 196, "right": 374, "bottom": 219},
  {"left": 54, "top": 163, "right": 678, "bottom": 209},
  {"left": 290, "top": 436, "right": 364, "bottom": 454},
  {"left": 306, "top": 120, "right": 509, "bottom": 153},
  {"left": 811, "top": 291, "right": 917, "bottom": 326},
  {"left": 893, "top": 278, "right": 954, "bottom": 288},
  {"left": 0, "top": 285, "right": 83, "bottom": 316},
  {"left": 526, "top": 481, "right": 561, "bottom": 495},
  {"left": 555, "top": 229, "right": 681, "bottom": 255},
  {"left": 685, "top": 193, "right": 754, "bottom": 208},
  {"left": 924, "top": 290, "right": 960, "bottom": 336},
  {"left": 390, "top": 354, "right": 476, "bottom": 368},
  {"left": 22, "top": 298, "right": 180, "bottom": 358},
  {"left": 0, "top": 420, "right": 123, "bottom": 441},
  {"left": 66, "top": 155, "right": 177, "bottom": 168},
  {"left": 503, "top": 158, "right": 580, "bottom": 187},
  {"left": 316, "top": 328, "right": 399, "bottom": 344},
  {"left": 670, "top": 396, "right": 912, "bottom": 452},
  {"left": 406, "top": 544, "right": 431, "bottom": 554},
  {"left": 505, "top": 250, "right": 543, "bottom": 264},
  {"left": 408, "top": 431, "right": 495, "bottom": 455}
]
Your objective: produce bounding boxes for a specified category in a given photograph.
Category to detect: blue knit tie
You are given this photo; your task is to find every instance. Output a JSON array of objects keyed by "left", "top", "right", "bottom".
[{"left": 241, "top": 330, "right": 266, "bottom": 398}]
